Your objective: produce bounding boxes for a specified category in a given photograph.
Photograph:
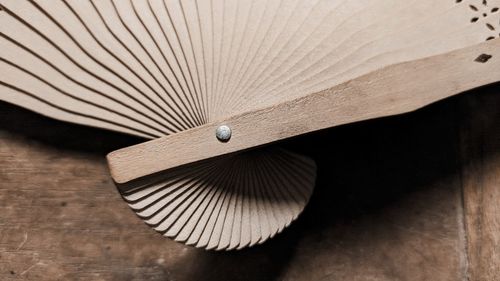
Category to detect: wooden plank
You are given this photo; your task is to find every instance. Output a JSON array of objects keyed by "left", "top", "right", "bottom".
[
  {"left": 108, "top": 39, "right": 500, "bottom": 184},
  {"left": 1, "top": 91, "right": 488, "bottom": 280},
  {"left": 458, "top": 87, "right": 500, "bottom": 281}
]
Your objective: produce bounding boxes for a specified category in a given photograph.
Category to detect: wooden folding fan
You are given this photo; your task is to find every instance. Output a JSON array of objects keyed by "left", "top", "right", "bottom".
[{"left": 1, "top": 0, "right": 499, "bottom": 250}]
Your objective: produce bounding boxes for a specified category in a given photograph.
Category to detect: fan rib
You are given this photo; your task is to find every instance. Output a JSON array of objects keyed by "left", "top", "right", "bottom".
[
  {"left": 257, "top": 158, "right": 287, "bottom": 236},
  {"left": 257, "top": 0, "right": 425, "bottom": 99},
  {"left": 0, "top": 29, "right": 169, "bottom": 137},
  {"left": 0, "top": 81, "right": 156, "bottom": 138},
  {"left": 238, "top": 0, "right": 360, "bottom": 105},
  {"left": 220, "top": 159, "right": 246, "bottom": 250},
  {"left": 216, "top": 0, "right": 252, "bottom": 118},
  {"left": 143, "top": 178, "right": 206, "bottom": 225},
  {"left": 194, "top": 163, "right": 238, "bottom": 248},
  {"left": 155, "top": 178, "right": 211, "bottom": 233},
  {"left": 221, "top": 0, "right": 286, "bottom": 114},
  {"left": 230, "top": 0, "right": 329, "bottom": 112},
  {"left": 161, "top": 0, "right": 206, "bottom": 125},
  {"left": 0, "top": 57, "right": 166, "bottom": 137},
  {"left": 30, "top": 0, "right": 189, "bottom": 131},
  {"left": 209, "top": 0, "right": 225, "bottom": 117},
  {"left": 147, "top": 0, "right": 205, "bottom": 126},
  {"left": 201, "top": 162, "right": 240, "bottom": 249},
  {"left": 63, "top": 0, "right": 196, "bottom": 129},
  {"left": 0, "top": 3, "right": 182, "bottom": 135},
  {"left": 105, "top": 0, "right": 204, "bottom": 126},
  {"left": 207, "top": 0, "right": 216, "bottom": 118},
  {"left": 219, "top": 161, "right": 248, "bottom": 249},
  {"left": 254, "top": 157, "right": 279, "bottom": 241},
  {"left": 192, "top": 0, "right": 211, "bottom": 121},
  {"left": 206, "top": 165, "right": 239, "bottom": 250},
  {"left": 126, "top": 166, "right": 212, "bottom": 210},
  {"left": 260, "top": 154, "right": 298, "bottom": 227},
  {"left": 166, "top": 181, "right": 213, "bottom": 238},
  {"left": 155, "top": 161, "right": 230, "bottom": 234},
  {"left": 178, "top": 0, "right": 208, "bottom": 123},
  {"left": 130, "top": 1, "right": 207, "bottom": 127},
  {"left": 272, "top": 151, "right": 315, "bottom": 203},
  {"left": 251, "top": 158, "right": 272, "bottom": 244},
  {"left": 174, "top": 179, "right": 220, "bottom": 243},
  {"left": 226, "top": 158, "right": 248, "bottom": 250},
  {"left": 136, "top": 164, "right": 219, "bottom": 220},
  {"left": 130, "top": 0, "right": 205, "bottom": 128},
  {"left": 181, "top": 171, "right": 226, "bottom": 245},
  {"left": 167, "top": 163, "right": 231, "bottom": 240},
  {"left": 237, "top": 157, "right": 252, "bottom": 249},
  {"left": 212, "top": 0, "right": 239, "bottom": 118},
  {"left": 122, "top": 160, "right": 217, "bottom": 200},
  {"left": 225, "top": 0, "right": 310, "bottom": 110},
  {"left": 284, "top": 9, "right": 486, "bottom": 98}
]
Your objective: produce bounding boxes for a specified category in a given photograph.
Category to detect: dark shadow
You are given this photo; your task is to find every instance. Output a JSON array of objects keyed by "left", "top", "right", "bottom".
[
  {"left": 168, "top": 228, "right": 303, "bottom": 281},
  {"left": 286, "top": 82, "right": 499, "bottom": 227},
  {"left": 0, "top": 101, "right": 143, "bottom": 154},
  {"left": 286, "top": 82, "right": 499, "bottom": 212}
]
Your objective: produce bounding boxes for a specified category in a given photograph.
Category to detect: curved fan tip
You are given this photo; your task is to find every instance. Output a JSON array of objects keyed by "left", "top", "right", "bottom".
[{"left": 116, "top": 147, "right": 316, "bottom": 250}]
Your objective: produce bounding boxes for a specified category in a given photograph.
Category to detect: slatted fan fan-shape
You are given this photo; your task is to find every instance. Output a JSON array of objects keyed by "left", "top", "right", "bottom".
[{"left": 1, "top": 0, "right": 499, "bottom": 250}]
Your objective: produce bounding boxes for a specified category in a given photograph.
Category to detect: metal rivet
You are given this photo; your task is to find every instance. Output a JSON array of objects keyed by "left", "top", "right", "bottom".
[{"left": 215, "top": 125, "right": 231, "bottom": 142}]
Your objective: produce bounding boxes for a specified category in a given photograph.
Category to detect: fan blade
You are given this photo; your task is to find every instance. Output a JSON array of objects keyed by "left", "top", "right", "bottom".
[
  {"left": 117, "top": 147, "right": 316, "bottom": 250},
  {"left": 108, "top": 38, "right": 500, "bottom": 184}
]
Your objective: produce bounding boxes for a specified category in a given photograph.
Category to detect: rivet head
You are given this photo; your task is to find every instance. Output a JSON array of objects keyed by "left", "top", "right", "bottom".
[{"left": 215, "top": 125, "right": 231, "bottom": 142}]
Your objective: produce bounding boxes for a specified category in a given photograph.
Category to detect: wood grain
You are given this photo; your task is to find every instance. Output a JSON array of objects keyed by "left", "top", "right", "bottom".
[
  {"left": 458, "top": 89, "right": 500, "bottom": 281},
  {"left": 108, "top": 38, "right": 500, "bottom": 184}
]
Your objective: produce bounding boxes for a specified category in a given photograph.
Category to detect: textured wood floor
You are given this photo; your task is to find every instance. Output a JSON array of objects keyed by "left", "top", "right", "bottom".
[{"left": 0, "top": 83, "right": 499, "bottom": 281}]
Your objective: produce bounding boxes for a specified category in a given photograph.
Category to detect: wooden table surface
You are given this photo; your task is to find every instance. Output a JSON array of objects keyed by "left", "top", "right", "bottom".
[{"left": 0, "top": 83, "right": 499, "bottom": 281}]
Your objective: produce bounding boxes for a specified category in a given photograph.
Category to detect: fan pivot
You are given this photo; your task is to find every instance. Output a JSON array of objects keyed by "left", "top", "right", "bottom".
[{"left": 215, "top": 125, "right": 232, "bottom": 142}]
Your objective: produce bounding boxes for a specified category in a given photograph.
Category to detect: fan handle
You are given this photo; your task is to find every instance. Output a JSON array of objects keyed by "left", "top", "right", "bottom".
[{"left": 108, "top": 38, "right": 500, "bottom": 184}]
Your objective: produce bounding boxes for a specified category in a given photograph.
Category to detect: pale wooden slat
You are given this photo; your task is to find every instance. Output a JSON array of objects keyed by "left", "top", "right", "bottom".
[{"left": 107, "top": 38, "right": 500, "bottom": 184}]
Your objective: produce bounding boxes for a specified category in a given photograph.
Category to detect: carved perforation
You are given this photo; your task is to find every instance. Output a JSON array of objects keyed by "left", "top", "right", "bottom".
[{"left": 458, "top": 0, "right": 500, "bottom": 40}]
